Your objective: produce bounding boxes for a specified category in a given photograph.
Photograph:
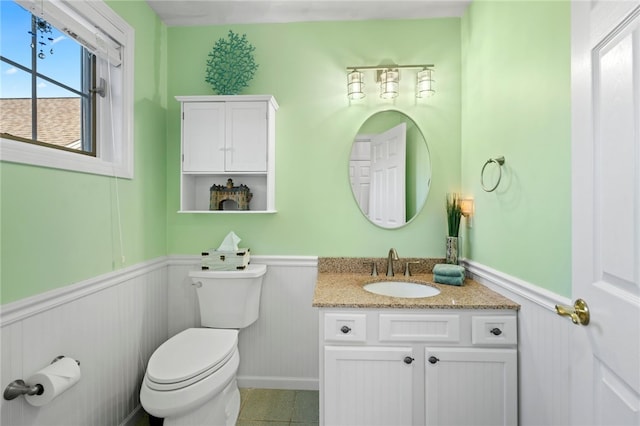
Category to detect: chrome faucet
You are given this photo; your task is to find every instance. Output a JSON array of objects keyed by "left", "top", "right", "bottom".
[{"left": 386, "top": 248, "right": 399, "bottom": 276}]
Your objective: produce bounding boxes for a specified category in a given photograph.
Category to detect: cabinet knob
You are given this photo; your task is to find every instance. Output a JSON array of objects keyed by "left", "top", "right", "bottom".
[
  {"left": 490, "top": 328, "right": 502, "bottom": 336},
  {"left": 340, "top": 326, "right": 351, "bottom": 334},
  {"left": 403, "top": 356, "right": 414, "bottom": 365},
  {"left": 428, "top": 356, "right": 439, "bottom": 364}
]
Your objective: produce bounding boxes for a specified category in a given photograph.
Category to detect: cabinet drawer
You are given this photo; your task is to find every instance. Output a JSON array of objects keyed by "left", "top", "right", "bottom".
[
  {"left": 471, "top": 316, "right": 517, "bottom": 346},
  {"left": 324, "top": 313, "right": 367, "bottom": 342},
  {"left": 379, "top": 314, "right": 460, "bottom": 342}
]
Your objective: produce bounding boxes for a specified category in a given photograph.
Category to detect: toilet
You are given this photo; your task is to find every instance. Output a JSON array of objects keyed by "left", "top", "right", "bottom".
[{"left": 140, "top": 264, "right": 267, "bottom": 426}]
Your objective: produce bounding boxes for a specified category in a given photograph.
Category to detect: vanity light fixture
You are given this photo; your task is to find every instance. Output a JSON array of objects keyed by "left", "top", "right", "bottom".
[
  {"left": 416, "top": 68, "right": 435, "bottom": 98},
  {"left": 379, "top": 69, "right": 399, "bottom": 99},
  {"left": 346, "top": 64, "right": 435, "bottom": 100},
  {"left": 347, "top": 70, "right": 365, "bottom": 100}
]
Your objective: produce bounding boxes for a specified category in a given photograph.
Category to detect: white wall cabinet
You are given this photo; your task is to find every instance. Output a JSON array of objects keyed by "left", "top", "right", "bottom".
[
  {"left": 319, "top": 309, "right": 518, "bottom": 426},
  {"left": 176, "top": 95, "right": 278, "bottom": 213}
]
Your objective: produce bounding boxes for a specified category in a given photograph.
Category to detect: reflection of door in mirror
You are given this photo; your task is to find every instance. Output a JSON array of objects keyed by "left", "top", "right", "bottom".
[
  {"left": 350, "top": 110, "right": 431, "bottom": 229},
  {"left": 349, "top": 136, "right": 371, "bottom": 216},
  {"left": 370, "top": 123, "right": 406, "bottom": 227},
  {"left": 350, "top": 123, "right": 407, "bottom": 227}
]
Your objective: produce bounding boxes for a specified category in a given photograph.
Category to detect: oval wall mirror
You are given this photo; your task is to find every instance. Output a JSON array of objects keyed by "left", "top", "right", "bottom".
[{"left": 349, "top": 110, "right": 432, "bottom": 229}]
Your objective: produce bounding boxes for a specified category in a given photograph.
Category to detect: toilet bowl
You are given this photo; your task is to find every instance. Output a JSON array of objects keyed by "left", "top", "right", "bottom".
[{"left": 140, "top": 264, "right": 267, "bottom": 425}]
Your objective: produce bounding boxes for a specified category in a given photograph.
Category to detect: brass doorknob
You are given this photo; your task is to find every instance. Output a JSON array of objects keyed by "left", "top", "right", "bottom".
[{"left": 555, "top": 299, "right": 590, "bottom": 326}]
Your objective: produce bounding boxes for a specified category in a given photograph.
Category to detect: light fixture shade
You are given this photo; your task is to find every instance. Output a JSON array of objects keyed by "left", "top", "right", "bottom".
[
  {"left": 460, "top": 198, "right": 474, "bottom": 217},
  {"left": 347, "top": 70, "right": 365, "bottom": 99},
  {"left": 416, "top": 68, "right": 435, "bottom": 98},
  {"left": 379, "top": 69, "right": 399, "bottom": 99}
]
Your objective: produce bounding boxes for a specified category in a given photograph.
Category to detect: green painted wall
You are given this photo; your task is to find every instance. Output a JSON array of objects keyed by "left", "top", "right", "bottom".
[
  {"left": 167, "top": 19, "right": 461, "bottom": 257},
  {"left": 460, "top": 0, "right": 571, "bottom": 296},
  {"left": 0, "top": 1, "right": 168, "bottom": 304},
  {"left": 2, "top": 0, "right": 573, "bottom": 304}
]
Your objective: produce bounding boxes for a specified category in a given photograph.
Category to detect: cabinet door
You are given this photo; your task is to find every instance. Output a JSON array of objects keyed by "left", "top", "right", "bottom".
[
  {"left": 182, "top": 102, "right": 225, "bottom": 172},
  {"left": 324, "top": 346, "right": 414, "bottom": 426},
  {"left": 225, "top": 101, "right": 267, "bottom": 171},
  {"left": 424, "top": 347, "right": 517, "bottom": 426}
]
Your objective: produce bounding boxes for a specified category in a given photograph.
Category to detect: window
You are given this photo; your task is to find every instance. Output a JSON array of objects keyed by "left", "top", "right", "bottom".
[
  {"left": 1, "top": 2, "right": 96, "bottom": 155},
  {"left": 0, "top": 0, "right": 134, "bottom": 178}
]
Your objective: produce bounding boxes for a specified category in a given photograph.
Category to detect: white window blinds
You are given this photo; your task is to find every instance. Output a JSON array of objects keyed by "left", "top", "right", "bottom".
[{"left": 15, "top": 0, "right": 124, "bottom": 66}]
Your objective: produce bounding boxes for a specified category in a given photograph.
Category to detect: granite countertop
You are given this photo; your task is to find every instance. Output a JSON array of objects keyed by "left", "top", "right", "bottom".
[{"left": 312, "top": 258, "right": 520, "bottom": 310}]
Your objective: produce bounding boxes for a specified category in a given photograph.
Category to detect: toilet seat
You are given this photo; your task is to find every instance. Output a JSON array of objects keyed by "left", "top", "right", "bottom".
[
  {"left": 145, "top": 328, "right": 237, "bottom": 391},
  {"left": 140, "top": 344, "right": 240, "bottom": 419}
]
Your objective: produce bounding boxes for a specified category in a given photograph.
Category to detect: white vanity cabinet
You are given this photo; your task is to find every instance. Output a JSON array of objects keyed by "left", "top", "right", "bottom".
[
  {"left": 176, "top": 95, "right": 278, "bottom": 213},
  {"left": 319, "top": 309, "right": 518, "bottom": 426},
  {"left": 324, "top": 346, "right": 415, "bottom": 426}
]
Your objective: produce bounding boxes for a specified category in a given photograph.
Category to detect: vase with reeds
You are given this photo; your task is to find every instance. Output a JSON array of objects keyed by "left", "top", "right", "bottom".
[{"left": 446, "top": 193, "right": 462, "bottom": 264}]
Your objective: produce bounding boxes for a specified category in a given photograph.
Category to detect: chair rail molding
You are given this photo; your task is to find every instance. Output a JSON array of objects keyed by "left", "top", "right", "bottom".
[
  {"left": 0, "top": 257, "right": 168, "bottom": 326},
  {"left": 461, "top": 258, "right": 571, "bottom": 311},
  {"left": 167, "top": 254, "right": 318, "bottom": 268}
]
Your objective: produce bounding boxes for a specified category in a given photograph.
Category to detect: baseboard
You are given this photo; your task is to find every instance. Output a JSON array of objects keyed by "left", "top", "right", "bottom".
[
  {"left": 237, "top": 376, "right": 319, "bottom": 391},
  {"left": 120, "top": 405, "right": 145, "bottom": 426},
  {"left": 461, "top": 258, "right": 571, "bottom": 312}
]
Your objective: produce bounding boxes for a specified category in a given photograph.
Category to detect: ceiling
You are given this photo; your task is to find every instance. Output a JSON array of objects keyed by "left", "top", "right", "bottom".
[{"left": 145, "top": 0, "right": 472, "bottom": 27}]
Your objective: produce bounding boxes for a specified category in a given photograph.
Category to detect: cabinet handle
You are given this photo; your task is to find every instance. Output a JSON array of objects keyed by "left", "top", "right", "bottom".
[
  {"left": 403, "top": 356, "right": 414, "bottom": 364},
  {"left": 428, "top": 356, "right": 439, "bottom": 364},
  {"left": 490, "top": 328, "right": 502, "bottom": 336},
  {"left": 340, "top": 326, "right": 351, "bottom": 334}
]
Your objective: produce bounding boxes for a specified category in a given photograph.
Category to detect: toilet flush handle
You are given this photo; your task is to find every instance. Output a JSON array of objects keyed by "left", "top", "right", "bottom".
[{"left": 192, "top": 281, "right": 202, "bottom": 288}]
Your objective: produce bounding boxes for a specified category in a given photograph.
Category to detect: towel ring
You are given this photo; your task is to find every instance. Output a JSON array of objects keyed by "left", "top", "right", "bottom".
[{"left": 481, "top": 156, "right": 505, "bottom": 192}]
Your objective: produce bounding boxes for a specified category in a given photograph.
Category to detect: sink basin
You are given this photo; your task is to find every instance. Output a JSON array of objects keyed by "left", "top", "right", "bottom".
[{"left": 363, "top": 281, "right": 441, "bottom": 298}]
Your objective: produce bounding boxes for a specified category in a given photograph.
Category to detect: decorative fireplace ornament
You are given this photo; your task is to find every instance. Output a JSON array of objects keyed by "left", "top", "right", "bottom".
[{"left": 210, "top": 179, "right": 252, "bottom": 211}]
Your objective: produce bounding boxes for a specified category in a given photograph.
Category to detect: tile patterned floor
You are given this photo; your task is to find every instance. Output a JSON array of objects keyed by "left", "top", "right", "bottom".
[{"left": 238, "top": 388, "right": 319, "bottom": 426}]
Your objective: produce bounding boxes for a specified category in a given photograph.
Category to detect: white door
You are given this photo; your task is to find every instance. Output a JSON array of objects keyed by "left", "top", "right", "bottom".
[
  {"left": 369, "top": 123, "right": 406, "bottom": 228},
  {"left": 349, "top": 160, "right": 371, "bottom": 215},
  {"left": 570, "top": 2, "right": 640, "bottom": 425},
  {"left": 350, "top": 137, "right": 372, "bottom": 216}
]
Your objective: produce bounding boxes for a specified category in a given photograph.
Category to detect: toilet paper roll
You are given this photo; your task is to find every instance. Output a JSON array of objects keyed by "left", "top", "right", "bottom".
[{"left": 25, "top": 357, "right": 81, "bottom": 407}]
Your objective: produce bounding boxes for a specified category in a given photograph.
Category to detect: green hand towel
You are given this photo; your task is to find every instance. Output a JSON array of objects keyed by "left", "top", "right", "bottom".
[
  {"left": 433, "top": 264, "right": 465, "bottom": 277},
  {"left": 434, "top": 274, "right": 464, "bottom": 286}
]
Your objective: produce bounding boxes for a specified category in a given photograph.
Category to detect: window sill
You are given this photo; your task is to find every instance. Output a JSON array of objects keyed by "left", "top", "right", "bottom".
[{"left": 0, "top": 136, "right": 133, "bottom": 179}]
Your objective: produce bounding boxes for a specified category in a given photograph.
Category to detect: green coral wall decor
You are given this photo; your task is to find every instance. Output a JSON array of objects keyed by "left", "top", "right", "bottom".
[{"left": 205, "top": 30, "right": 259, "bottom": 95}]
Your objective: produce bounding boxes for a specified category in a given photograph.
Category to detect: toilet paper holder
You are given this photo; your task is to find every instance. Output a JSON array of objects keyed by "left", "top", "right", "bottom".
[{"left": 3, "top": 355, "right": 80, "bottom": 401}]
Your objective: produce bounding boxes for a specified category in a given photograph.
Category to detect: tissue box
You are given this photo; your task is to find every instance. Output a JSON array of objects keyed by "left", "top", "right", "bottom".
[{"left": 201, "top": 248, "right": 250, "bottom": 271}]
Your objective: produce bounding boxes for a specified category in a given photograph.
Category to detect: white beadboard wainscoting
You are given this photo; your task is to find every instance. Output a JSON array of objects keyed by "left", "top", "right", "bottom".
[
  {"left": 167, "top": 255, "right": 320, "bottom": 390},
  {"left": 1, "top": 254, "right": 575, "bottom": 426},
  {"left": 462, "top": 259, "right": 574, "bottom": 426},
  {"left": 0, "top": 258, "right": 168, "bottom": 426}
]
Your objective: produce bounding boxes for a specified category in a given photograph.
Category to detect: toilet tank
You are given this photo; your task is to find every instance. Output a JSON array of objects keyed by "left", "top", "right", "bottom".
[{"left": 188, "top": 264, "right": 267, "bottom": 328}]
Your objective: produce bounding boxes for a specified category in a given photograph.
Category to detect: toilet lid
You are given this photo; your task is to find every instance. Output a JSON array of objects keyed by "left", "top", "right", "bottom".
[{"left": 146, "top": 328, "right": 237, "bottom": 387}]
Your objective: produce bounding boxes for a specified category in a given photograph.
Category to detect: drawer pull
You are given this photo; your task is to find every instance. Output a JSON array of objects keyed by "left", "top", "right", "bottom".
[
  {"left": 340, "top": 326, "right": 351, "bottom": 334},
  {"left": 428, "top": 356, "right": 439, "bottom": 364},
  {"left": 403, "top": 356, "right": 414, "bottom": 365},
  {"left": 490, "top": 328, "right": 502, "bottom": 336}
]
